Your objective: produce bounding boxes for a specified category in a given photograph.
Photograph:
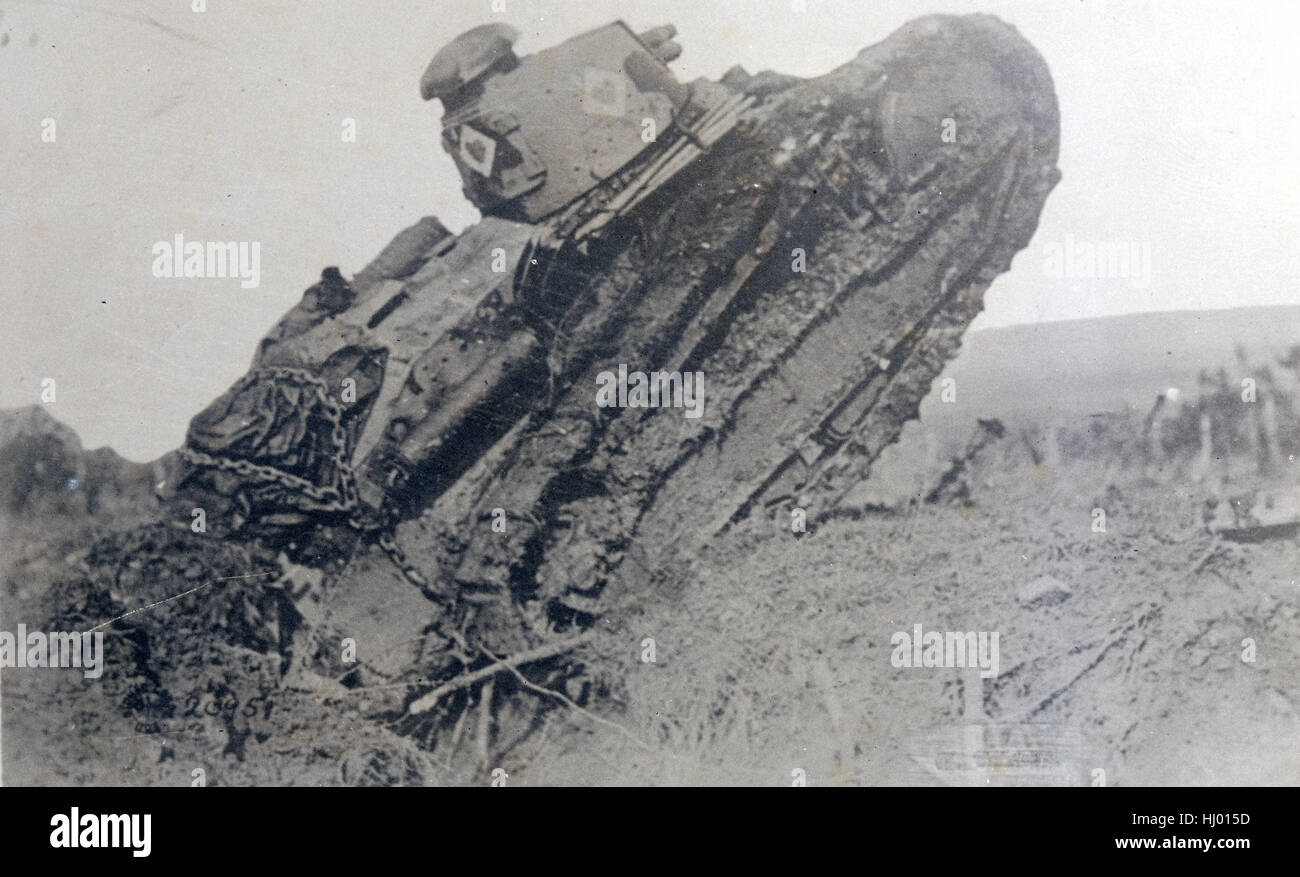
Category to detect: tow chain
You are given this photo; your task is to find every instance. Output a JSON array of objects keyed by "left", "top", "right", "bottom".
[{"left": 180, "top": 366, "right": 435, "bottom": 597}]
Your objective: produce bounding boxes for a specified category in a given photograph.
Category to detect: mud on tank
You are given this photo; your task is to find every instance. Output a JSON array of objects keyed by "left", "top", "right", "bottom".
[
  {"left": 346, "top": 20, "right": 754, "bottom": 515},
  {"left": 174, "top": 20, "right": 753, "bottom": 550}
]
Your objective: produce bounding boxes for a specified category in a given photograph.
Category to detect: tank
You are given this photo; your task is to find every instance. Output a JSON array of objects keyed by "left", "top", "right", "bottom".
[
  {"left": 175, "top": 15, "right": 1061, "bottom": 611},
  {"left": 177, "top": 21, "right": 756, "bottom": 588}
]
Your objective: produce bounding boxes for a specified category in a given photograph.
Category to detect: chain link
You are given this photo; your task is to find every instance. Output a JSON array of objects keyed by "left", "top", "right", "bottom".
[
  {"left": 377, "top": 530, "right": 440, "bottom": 599},
  {"left": 181, "top": 366, "right": 431, "bottom": 594}
]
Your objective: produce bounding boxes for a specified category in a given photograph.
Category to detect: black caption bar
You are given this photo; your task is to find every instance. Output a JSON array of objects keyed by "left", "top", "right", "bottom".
[{"left": 0, "top": 787, "right": 1284, "bottom": 863}]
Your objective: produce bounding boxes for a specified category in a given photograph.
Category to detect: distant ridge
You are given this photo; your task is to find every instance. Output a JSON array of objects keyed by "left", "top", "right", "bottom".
[{"left": 926, "top": 305, "right": 1300, "bottom": 426}]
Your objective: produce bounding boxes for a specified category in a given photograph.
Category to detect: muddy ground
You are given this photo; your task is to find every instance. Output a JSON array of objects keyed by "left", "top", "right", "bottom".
[
  {"left": 498, "top": 449, "right": 1300, "bottom": 786},
  {"left": 4, "top": 411, "right": 1295, "bottom": 785}
]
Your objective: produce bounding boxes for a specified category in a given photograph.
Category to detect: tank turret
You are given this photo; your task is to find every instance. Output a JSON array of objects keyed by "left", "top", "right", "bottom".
[{"left": 420, "top": 21, "right": 748, "bottom": 228}]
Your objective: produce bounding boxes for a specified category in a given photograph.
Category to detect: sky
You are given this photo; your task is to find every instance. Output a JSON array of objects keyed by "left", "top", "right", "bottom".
[{"left": 1, "top": 0, "right": 1298, "bottom": 460}]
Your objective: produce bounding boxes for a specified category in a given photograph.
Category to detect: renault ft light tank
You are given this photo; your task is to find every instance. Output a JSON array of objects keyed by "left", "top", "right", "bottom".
[{"left": 176, "top": 15, "right": 1061, "bottom": 626}]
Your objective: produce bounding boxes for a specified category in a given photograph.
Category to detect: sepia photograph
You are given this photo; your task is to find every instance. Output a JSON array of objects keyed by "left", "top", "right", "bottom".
[{"left": 0, "top": 0, "right": 1295, "bottom": 832}]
